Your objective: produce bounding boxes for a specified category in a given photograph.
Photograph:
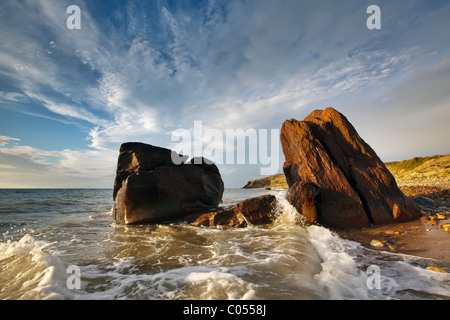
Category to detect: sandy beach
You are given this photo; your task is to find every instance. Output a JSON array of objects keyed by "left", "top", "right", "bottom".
[{"left": 338, "top": 185, "right": 450, "bottom": 268}]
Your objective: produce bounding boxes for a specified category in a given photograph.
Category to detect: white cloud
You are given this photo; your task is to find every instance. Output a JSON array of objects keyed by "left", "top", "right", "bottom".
[
  {"left": 25, "top": 91, "right": 105, "bottom": 125},
  {"left": 0, "top": 139, "right": 117, "bottom": 188},
  {"left": 0, "top": 92, "right": 27, "bottom": 103},
  {"left": 0, "top": 144, "right": 62, "bottom": 167},
  {"left": 188, "top": 49, "right": 414, "bottom": 132},
  {"left": 88, "top": 108, "right": 160, "bottom": 150},
  {"left": 0, "top": 136, "right": 21, "bottom": 147},
  {"left": 57, "top": 148, "right": 117, "bottom": 178},
  {"left": 344, "top": 57, "right": 450, "bottom": 161},
  {"left": 0, "top": 0, "right": 449, "bottom": 188},
  {"left": 0, "top": 164, "right": 15, "bottom": 169}
]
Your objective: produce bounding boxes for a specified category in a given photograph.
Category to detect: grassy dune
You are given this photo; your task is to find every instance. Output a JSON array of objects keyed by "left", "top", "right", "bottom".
[{"left": 385, "top": 155, "right": 450, "bottom": 187}]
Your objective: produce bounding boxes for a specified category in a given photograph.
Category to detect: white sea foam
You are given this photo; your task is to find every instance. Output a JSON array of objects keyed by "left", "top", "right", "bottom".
[
  {"left": 307, "top": 226, "right": 374, "bottom": 299},
  {"left": 0, "top": 234, "right": 69, "bottom": 300},
  {"left": 185, "top": 267, "right": 258, "bottom": 300},
  {"left": 0, "top": 189, "right": 449, "bottom": 300},
  {"left": 307, "top": 225, "right": 450, "bottom": 299},
  {"left": 271, "top": 190, "right": 304, "bottom": 226}
]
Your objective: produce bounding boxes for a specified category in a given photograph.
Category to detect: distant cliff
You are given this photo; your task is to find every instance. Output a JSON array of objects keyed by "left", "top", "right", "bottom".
[
  {"left": 243, "top": 155, "right": 450, "bottom": 189},
  {"left": 243, "top": 174, "right": 288, "bottom": 189}
]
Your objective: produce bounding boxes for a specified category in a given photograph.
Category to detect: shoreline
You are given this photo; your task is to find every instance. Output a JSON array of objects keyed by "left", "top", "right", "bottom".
[{"left": 337, "top": 185, "right": 450, "bottom": 268}]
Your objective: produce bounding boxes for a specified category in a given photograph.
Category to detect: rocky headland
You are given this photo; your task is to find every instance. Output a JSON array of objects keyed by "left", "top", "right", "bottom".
[{"left": 243, "top": 174, "right": 288, "bottom": 189}]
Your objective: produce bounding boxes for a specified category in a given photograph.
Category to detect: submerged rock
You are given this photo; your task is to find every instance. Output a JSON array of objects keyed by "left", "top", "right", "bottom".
[
  {"left": 185, "top": 194, "right": 277, "bottom": 228},
  {"left": 280, "top": 107, "right": 421, "bottom": 229},
  {"left": 113, "top": 142, "right": 224, "bottom": 225}
]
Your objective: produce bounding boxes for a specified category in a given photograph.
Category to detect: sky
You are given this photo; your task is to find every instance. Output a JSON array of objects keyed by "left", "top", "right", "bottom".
[{"left": 0, "top": 0, "right": 449, "bottom": 188}]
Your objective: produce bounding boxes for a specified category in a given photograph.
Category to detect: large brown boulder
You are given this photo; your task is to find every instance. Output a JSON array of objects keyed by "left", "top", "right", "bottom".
[
  {"left": 281, "top": 107, "right": 420, "bottom": 229},
  {"left": 113, "top": 142, "right": 187, "bottom": 200},
  {"left": 185, "top": 194, "right": 277, "bottom": 228},
  {"left": 113, "top": 142, "right": 224, "bottom": 225}
]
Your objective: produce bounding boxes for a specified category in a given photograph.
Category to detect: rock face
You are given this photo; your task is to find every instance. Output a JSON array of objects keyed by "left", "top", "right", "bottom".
[
  {"left": 280, "top": 107, "right": 420, "bottom": 229},
  {"left": 185, "top": 194, "right": 277, "bottom": 228},
  {"left": 113, "top": 142, "right": 224, "bottom": 225},
  {"left": 285, "top": 182, "right": 319, "bottom": 226},
  {"left": 113, "top": 142, "right": 182, "bottom": 200}
]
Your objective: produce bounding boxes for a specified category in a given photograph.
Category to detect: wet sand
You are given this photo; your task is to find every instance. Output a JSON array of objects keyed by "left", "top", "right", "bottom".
[{"left": 338, "top": 185, "right": 450, "bottom": 268}]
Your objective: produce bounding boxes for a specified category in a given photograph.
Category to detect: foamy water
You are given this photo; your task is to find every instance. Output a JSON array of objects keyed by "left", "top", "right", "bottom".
[{"left": 0, "top": 189, "right": 449, "bottom": 300}]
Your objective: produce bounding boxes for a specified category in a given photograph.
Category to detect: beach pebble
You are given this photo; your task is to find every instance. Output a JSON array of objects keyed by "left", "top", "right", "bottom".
[
  {"left": 436, "top": 213, "right": 446, "bottom": 220},
  {"left": 370, "top": 240, "right": 385, "bottom": 247},
  {"left": 426, "top": 266, "right": 448, "bottom": 273}
]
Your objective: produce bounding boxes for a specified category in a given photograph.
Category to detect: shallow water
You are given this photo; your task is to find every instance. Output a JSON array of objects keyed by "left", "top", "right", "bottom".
[{"left": 0, "top": 188, "right": 449, "bottom": 300}]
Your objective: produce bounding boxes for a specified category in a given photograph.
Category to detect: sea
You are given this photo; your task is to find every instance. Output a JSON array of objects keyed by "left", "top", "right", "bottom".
[{"left": 0, "top": 188, "right": 449, "bottom": 300}]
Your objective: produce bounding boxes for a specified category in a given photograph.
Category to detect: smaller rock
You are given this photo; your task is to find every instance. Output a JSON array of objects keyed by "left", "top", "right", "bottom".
[
  {"left": 426, "top": 266, "right": 448, "bottom": 273},
  {"left": 185, "top": 194, "right": 277, "bottom": 228},
  {"left": 370, "top": 240, "right": 385, "bottom": 248},
  {"left": 436, "top": 213, "right": 447, "bottom": 220}
]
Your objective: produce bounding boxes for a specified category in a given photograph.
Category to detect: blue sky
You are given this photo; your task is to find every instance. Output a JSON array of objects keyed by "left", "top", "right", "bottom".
[{"left": 0, "top": 0, "right": 449, "bottom": 188}]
